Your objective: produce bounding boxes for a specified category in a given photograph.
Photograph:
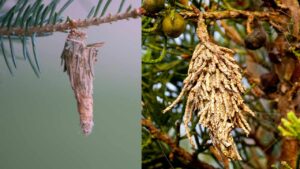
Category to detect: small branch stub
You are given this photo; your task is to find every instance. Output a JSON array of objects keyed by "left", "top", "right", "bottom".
[{"left": 61, "top": 29, "right": 103, "bottom": 135}]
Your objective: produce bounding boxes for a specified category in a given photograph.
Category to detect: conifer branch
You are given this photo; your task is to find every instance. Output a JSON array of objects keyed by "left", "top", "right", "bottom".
[{"left": 0, "top": 8, "right": 142, "bottom": 36}]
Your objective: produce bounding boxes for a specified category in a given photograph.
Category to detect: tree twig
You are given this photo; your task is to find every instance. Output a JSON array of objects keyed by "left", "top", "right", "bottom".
[
  {"left": 141, "top": 118, "right": 216, "bottom": 169},
  {"left": 0, "top": 8, "right": 142, "bottom": 36},
  {"left": 182, "top": 10, "right": 280, "bottom": 21}
]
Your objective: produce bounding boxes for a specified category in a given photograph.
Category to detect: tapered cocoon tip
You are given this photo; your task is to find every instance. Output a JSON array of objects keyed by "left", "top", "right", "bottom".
[
  {"left": 80, "top": 120, "right": 94, "bottom": 135},
  {"left": 78, "top": 96, "right": 94, "bottom": 135}
]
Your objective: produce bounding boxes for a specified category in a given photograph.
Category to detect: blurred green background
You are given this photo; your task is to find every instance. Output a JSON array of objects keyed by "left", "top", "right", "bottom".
[{"left": 0, "top": 1, "right": 140, "bottom": 169}]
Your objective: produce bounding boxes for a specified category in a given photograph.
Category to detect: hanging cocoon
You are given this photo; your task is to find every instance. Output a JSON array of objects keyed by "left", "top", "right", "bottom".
[
  {"left": 61, "top": 29, "right": 103, "bottom": 135},
  {"left": 163, "top": 15, "right": 255, "bottom": 160}
]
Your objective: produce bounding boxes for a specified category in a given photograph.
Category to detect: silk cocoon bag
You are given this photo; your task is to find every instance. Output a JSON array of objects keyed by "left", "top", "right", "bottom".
[{"left": 61, "top": 29, "right": 103, "bottom": 135}]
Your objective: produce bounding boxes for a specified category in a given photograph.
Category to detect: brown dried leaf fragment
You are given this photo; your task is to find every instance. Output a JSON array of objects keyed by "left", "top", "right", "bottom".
[{"left": 61, "top": 29, "right": 103, "bottom": 135}]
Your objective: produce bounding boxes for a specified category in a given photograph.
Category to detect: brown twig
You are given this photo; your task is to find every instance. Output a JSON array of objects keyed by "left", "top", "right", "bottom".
[
  {"left": 0, "top": 8, "right": 142, "bottom": 36},
  {"left": 209, "top": 146, "right": 230, "bottom": 169},
  {"left": 246, "top": 15, "right": 254, "bottom": 34},
  {"left": 182, "top": 10, "right": 279, "bottom": 21},
  {"left": 181, "top": 9, "right": 293, "bottom": 38},
  {"left": 141, "top": 119, "right": 216, "bottom": 169}
]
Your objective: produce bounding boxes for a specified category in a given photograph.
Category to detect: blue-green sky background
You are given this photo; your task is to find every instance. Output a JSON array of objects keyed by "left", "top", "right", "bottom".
[{"left": 0, "top": 1, "right": 140, "bottom": 169}]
